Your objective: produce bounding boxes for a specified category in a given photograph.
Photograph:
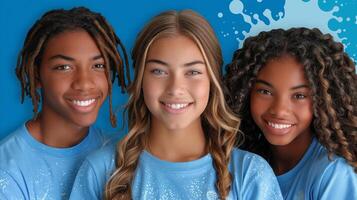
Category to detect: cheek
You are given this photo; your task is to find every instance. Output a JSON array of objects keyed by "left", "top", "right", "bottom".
[
  {"left": 295, "top": 101, "right": 314, "bottom": 126},
  {"left": 41, "top": 76, "right": 68, "bottom": 94},
  {"left": 142, "top": 78, "right": 162, "bottom": 107},
  {"left": 191, "top": 79, "right": 210, "bottom": 99},
  {"left": 250, "top": 93, "right": 262, "bottom": 116},
  {"left": 96, "top": 74, "right": 109, "bottom": 97}
]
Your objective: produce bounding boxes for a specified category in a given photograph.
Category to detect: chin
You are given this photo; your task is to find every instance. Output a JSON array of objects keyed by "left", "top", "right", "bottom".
[
  {"left": 265, "top": 135, "right": 292, "bottom": 147},
  {"left": 164, "top": 123, "right": 190, "bottom": 131},
  {"left": 72, "top": 117, "right": 97, "bottom": 128}
]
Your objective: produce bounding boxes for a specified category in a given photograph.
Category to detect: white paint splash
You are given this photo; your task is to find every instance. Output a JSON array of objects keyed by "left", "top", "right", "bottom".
[{"left": 227, "top": 0, "right": 342, "bottom": 46}]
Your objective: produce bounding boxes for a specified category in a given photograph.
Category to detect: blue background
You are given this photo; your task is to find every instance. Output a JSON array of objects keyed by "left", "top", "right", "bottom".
[{"left": 0, "top": 0, "right": 356, "bottom": 140}]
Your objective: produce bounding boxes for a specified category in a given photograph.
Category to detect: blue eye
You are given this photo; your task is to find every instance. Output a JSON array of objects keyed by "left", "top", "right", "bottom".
[
  {"left": 151, "top": 69, "right": 166, "bottom": 75},
  {"left": 186, "top": 70, "right": 202, "bottom": 76},
  {"left": 257, "top": 89, "right": 272, "bottom": 95}
]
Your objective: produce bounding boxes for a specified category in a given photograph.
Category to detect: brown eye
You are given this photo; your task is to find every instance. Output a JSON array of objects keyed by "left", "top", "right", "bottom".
[
  {"left": 94, "top": 64, "right": 105, "bottom": 68},
  {"left": 257, "top": 89, "right": 272, "bottom": 96},
  {"left": 93, "top": 64, "right": 105, "bottom": 71},
  {"left": 294, "top": 93, "right": 306, "bottom": 100},
  {"left": 53, "top": 64, "right": 71, "bottom": 71}
]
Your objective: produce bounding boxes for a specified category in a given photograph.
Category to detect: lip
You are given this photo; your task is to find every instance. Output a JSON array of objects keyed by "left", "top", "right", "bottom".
[
  {"left": 160, "top": 101, "right": 193, "bottom": 114},
  {"left": 263, "top": 119, "right": 295, "bottom": 136},
  {"left": 66, "top": 96, "right": 100, "bottom": 113}
]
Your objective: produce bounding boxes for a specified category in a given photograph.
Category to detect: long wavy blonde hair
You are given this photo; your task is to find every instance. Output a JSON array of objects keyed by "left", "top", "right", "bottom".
[{"left": 105, "top": 10, "right": 242, "bottom": 200}]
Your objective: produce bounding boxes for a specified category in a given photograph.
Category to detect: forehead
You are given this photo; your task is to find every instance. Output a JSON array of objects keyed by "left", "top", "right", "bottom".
[
  {"left": 257, "top": 55, "right": 308, "bottom": 86},
  {"left": 42, "top": 30, "right": 101, "bottom": 58},
  {"left": 146, "top": 34, "right": 204, "bottom": 63}
]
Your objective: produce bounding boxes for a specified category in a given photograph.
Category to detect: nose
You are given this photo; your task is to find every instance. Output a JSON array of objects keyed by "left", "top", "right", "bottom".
[
  {"left": 268, "top": 96, "right": 291, "bottom": 118},
  {"left": 166, "top": 73, "right": 185, "bottom": 96},
  {"left": 71, "top": 67, "right": 96, "bottom": 91}
]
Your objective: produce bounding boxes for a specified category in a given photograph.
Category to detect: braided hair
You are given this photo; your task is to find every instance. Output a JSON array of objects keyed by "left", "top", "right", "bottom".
[{"left": 16, "top": 7, "right": 130, "bottom": 127}]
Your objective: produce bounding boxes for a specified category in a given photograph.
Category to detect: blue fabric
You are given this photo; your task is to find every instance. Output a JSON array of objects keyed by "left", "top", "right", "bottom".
[
  {"left": 70, "top": 144, "right": 283, "bottom": 200},
  {"left": 277, "top": 137, "right": 357, "bottom": 200},
  {"left": 0, "top": 124, "right": 113, "bottom": 200}
]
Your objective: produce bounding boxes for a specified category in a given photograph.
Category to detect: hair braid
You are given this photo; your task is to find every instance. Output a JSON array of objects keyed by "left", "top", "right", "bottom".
[{"left": 15, "top": 7, "right": 129, "bottom": 126}]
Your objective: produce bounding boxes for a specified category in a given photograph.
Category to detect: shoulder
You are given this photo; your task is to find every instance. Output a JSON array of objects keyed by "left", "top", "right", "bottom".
[
  {"left": 84, "top": 141, "right": 116, "bottom": 166},
  {"left": 309, "top": 141, "right": 355, "bottom": 178},
  {"left": 229, "top": 148, "right": 283, "bottom": 200},
  {"left": 307, "top": 141, "right": 357, "bottom": 199},
  {"left": 0, "top": 125, "right": 28, "bottom": 170},
  {"left": 89, "top": 127, "right": 120, "bottom": 147},
  {"left": 81, "top": 142, "right": 117, "bottom": 177},
  {"left": 230, "top": 148, "right": 272, "bottom": 173},
  {"left": 230, "top": 148, "right": 276, "bottom": 179},
  {"left": 70, "top": 143, "right": 117, "bottom": 199},
  {"left": 0, "top": 125, "right": 29, "bottom": 198}
]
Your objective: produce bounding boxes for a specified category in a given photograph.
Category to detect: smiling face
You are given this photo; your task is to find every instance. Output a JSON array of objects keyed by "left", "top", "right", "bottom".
[
  {"left": 142, "top": 35, "right": 210, "bottom": 132},
  {"left": 38, "top": 30, "right": 108, "bottom": 128},
  {"left": 250, "top": 55, "right": 313, "bottom": 147}
]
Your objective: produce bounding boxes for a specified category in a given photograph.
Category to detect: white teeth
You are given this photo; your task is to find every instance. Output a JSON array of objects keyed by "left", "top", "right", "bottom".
[
  {"left": 166, "top": 103, "right": 189, "bottom": 110},
  {"left": 268, "top": 121, "right": 292, "bottom": 129},
  {"left": 72, "top": 99, "right": 95, "bottom": 107}
]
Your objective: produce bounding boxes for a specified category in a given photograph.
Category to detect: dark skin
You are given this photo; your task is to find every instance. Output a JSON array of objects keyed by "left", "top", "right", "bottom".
[
  {"left": 270, "top": 128, "right": 312, "bottom": 175},
  {"left": 27, "top": 30, "right": 108, "bottom": 148},
  {"left": 250, "top": 55, "right": 313, "bottom": 175}
]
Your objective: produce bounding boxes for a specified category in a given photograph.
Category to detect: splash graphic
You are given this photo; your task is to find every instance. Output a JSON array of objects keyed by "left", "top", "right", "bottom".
[
  {"left": 218, "top": 0, "right": 285, "bottom": 43},
  {"left": 218, "top": 0, "right": 356, "bottom": 62},
  {"left": 305, "top": 0, "right": 357, "bottom": 61}
]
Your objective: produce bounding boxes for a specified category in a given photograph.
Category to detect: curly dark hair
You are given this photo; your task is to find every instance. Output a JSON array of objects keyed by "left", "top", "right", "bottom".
[
  {"left": 15, "top": 7, "right": 130, "bottom": 127},
  {"left": 224, "top": 27, "right": 357, "bottom": 172}
]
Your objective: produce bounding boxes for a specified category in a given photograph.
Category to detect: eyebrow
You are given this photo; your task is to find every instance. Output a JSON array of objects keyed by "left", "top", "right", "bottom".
[
  {"left": 255, "top": 79, "right": 309, "bottom": 90},
  {"left": 48, "top": 54, "right": 103, "bottom": 61},
  {"left": 145, "top": 59, "right": 205, "bottom": 67},
  {"left": 146, "top": 59, "right": 168, "bottom": 66},
  {"left": 255, "top": 80, "right": 273, "bottom": 88},
  {"left": 183, "top": 60, "right": 205, "bottom": 67}
]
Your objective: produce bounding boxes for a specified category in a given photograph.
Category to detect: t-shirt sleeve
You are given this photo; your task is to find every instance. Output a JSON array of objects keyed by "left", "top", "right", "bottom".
[
  {"left": 242, "top": 156, "right": 283, "bottom": 200},
  {"left": 316, "top": 160, "right": 357, "bottom": 200},
  {"left": 0, "top": 169, "right": 26, "bottom": 200},
  {"left": 69, "top": 159, "right": 103, "bottom": 200}
]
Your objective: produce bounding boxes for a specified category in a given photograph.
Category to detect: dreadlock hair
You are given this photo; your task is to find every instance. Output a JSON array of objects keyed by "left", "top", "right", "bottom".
[
  {"left": 15, "top": 6, "right": 130, "bottom": 127},
  {"left": 224, "top": 27, "right": 357, "bottom": 172},
  {"left": 105, "top": 10, "right": 241, "bottom": 200}
]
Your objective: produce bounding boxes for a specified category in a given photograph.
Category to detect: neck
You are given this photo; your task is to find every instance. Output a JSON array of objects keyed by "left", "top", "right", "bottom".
[
  {"left": 26, "top": 112, "right": 89, "bottom": 148},
  {"left": 270, "top": 131, "right": 313, "bottom": 175},
  {"left": 147, "top": 119, "right": 207, "bottom": 162}
]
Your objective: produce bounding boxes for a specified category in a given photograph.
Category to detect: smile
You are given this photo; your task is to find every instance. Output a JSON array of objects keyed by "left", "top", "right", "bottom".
[
  {"left": 72, "top": 99, "right": 96, "bottom": 107},
  {"left": 267, "top": 121, "right": 293, "bottom": 129},
  {"left": 165, "top": 103, "right": 189, "bottom": 110}
]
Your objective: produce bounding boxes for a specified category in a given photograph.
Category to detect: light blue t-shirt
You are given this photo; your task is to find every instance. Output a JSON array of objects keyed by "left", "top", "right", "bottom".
[
  {"left": 277, "top": 137, "right": 357, "bottom": 200},
  {"left": 0, "top": 124, "right": 113, "bottom": 200},
  {"left": 70, "top": 144, "right": 283, "bottom": 200}
]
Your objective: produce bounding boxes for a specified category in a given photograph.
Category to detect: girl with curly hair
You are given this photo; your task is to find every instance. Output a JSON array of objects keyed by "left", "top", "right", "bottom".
[
  {"left": 224, "top": 27, "right": 357, "bottom": 199},
  {"left": 70, "top": 10, "right": 283, "bottom": 200}
]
